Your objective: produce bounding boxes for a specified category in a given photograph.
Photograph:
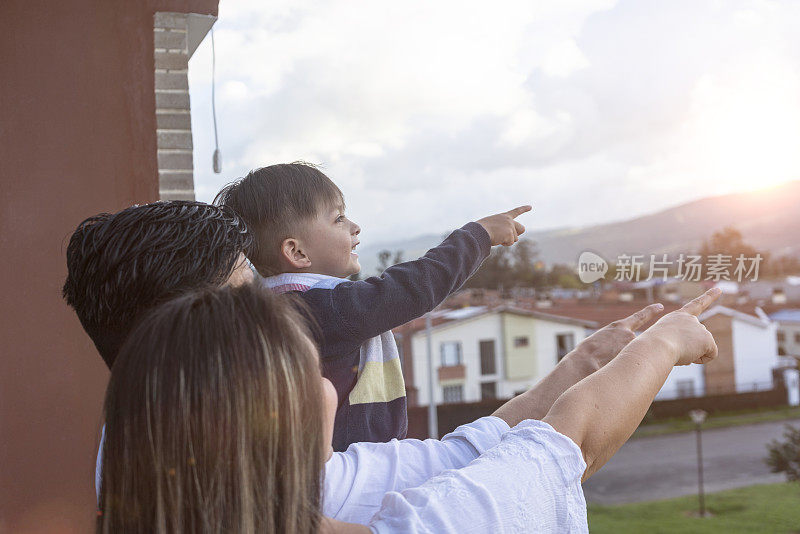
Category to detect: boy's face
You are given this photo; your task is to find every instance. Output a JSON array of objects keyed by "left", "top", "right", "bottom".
[{"left": 298, "top": 201, "right": 361, "bottom": 278}]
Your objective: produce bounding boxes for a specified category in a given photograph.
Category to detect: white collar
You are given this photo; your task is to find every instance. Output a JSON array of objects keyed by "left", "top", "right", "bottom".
[{"left": 263, "top": 272, "right": 346, "bottom": 292}]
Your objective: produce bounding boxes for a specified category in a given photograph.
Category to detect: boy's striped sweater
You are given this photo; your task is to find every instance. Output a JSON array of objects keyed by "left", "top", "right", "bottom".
[{"left": 265, "top": 222, "right": 491, "bottom": 452}]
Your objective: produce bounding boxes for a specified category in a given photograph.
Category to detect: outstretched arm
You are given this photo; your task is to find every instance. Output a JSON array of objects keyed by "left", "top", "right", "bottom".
[
  {"left": 325, "top": 305, "right": 661, "bottom": 524},
  {"left": 543, "top": 288, "right": 721, "bottom": 480},
  {"left": 493, "top": 302, "right": 665, "bottom": 426},
  {"left": 308, "top": 206, "right": 531, "bottom": 343}
]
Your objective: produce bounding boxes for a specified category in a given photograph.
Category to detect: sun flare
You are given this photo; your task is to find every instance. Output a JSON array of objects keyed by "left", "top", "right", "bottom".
[{"left": 687, "top": 60, "right": 800, "bottom": 193}]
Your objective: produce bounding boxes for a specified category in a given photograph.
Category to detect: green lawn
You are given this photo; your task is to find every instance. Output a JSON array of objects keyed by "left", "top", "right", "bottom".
[
  {"left": 588, "top": 483, "right": 800, "bottom": 533},
  {"left": 634, "top": 406, "right": 800, "bottom": 439}
]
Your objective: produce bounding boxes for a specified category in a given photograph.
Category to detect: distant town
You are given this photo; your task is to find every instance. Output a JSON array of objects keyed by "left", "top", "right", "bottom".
[{"left": 382, "top": 225, "right": 800, "bottom": 421}]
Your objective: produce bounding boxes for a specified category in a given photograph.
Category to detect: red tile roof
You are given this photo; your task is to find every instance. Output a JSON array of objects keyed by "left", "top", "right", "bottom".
[
  {"left": 515, "top": 299, "right": 681, "bottom": 331},
  {"left": 392, "top": 296, "right": 797, "bottom": 336}
]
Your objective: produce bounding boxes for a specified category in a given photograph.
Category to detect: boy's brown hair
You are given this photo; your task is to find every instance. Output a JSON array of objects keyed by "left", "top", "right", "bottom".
[{"left": 214, "top": 163, "right": 343, "bottom": 276}]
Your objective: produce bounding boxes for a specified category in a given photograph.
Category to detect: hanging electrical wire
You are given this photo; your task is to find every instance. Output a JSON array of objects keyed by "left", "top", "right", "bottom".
[{"left": 211, "top": 26, "right": 222, "bottom": 174}]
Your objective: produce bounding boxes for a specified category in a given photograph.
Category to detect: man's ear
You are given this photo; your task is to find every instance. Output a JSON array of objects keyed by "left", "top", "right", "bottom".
[{"left": 280, "top": 237, "right": 312, "bottom": 270}]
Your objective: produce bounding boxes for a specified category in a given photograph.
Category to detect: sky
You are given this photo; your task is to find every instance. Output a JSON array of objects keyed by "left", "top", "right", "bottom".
[{"left": 188, "top": 0, "right": 800, "bottom": 246}]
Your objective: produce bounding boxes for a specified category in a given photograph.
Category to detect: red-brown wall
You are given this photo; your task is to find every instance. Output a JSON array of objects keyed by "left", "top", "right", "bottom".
[{"left": 0, "top": 1, "right": 217, "bottom": 531}]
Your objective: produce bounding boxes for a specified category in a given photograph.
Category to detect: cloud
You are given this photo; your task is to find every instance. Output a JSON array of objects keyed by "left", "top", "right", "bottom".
[{"left": 189, "top": 0, "right": 800, "bottom": 244}]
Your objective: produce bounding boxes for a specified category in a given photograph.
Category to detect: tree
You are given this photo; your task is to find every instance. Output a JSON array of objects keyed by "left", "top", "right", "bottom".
[
  {"left": 511, "top": 240, "right": 546, "bottom": 289},
  {"left": 766, "top": 254, "right": 800, "bottom": 277},
  {"left": 463, "top": 246, "right": 514, "bottom": 290},
  {"left": 699, "top": 226, "right": 759, "bottom": 257},
  {"left": 465, "top": 240, "right": 590, "bottom": 290},
  {"left": 698, "top": 226, "right": 769, "bottom": 279},
  {"left": 766, "top": 424, "right": 800, "bottom": 483},
  {"left": 376, "top": 249, "right": 404, "bottom": 275},
  {"left": 546, "top": 264, "right": 583, "bottom": 289},
  {"left": 377, "top": 250, "right": 392, "bottom": 274}
]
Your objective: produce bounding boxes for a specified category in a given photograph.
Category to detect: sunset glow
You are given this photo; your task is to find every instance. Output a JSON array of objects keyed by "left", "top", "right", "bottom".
[{"left": 686, "top": 59, "right": 800, "bottom": 192}]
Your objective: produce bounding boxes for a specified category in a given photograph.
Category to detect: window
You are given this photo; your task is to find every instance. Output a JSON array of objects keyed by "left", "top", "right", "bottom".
[
  {"left": 481, "top": 381, "right": 497, "bottom": 400},
  {"left": 442, "top": 384, "right": 463, "bottom": 403},
  {"left": 778, "top": 331, "right": 786, "bottom": 343},
  {"left": 513, "top": 336, "right": 529, "bottom": 348},
  {"left": 676, "top": 379, "right": 695, "bottom": 398},
  {"left": 440, "top": 341, "right": 462, "bottom": 367},
  {"left": 556, "top": 333, "right": 575, "bottom": 361},
  {"left": 479, "top": 340, "right": 496, "bottom": 375}
]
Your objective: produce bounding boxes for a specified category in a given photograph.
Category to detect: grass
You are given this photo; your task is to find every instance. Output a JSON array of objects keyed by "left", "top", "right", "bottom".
[
  {"left": 588, "top": 482, "right": 800, "bottom": 533},
  {"left": 633, "top": 406, "right": 800, "bottom": 439}
]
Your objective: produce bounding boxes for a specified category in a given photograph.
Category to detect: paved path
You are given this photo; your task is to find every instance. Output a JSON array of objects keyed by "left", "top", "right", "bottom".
[{"left": 582, "top": 418, "right": 799, "bottom": 505}]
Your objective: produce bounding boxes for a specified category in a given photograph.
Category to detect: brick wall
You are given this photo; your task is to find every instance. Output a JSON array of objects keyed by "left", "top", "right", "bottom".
[
  {"left": 154, "top": 12, "right": 195, "bottom": 200},
  {"left": 1, "top": 1, "right": 218, "bottom": 529},
  {"left": 703, "top": 314, "right": 736, "bottom": 392}
]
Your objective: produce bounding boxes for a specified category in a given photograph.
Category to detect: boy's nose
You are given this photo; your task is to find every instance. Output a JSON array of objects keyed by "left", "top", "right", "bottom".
[{"left": 352, "top": 222, "right": 361, "bottom": 235}]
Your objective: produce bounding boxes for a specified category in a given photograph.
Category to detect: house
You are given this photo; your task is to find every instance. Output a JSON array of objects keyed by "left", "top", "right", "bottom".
[
  {"left": 514, "top": 299, "right": 782, "bottom": 400},
  {"left": 696, "top": 305, "right": 781, "bottom": 396},
  {"left": 740, "top": 279, "right": 800, "bottom": 305},
  {"left": 401, "top": 306, "right": 594, "bottom": 407},
  {"left": 419, "top": 286, "right": 788, "bottom": 402},
  {"left": 769, "top": 309, "right": 800, "bottom": 359},
  {"left": 767, "top": 309, "right": 800, "bottom": 406}
]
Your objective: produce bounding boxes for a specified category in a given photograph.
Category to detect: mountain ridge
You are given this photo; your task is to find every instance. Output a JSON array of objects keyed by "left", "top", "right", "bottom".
[{"left": 356, "top": 180, "right": 800, "bottom": 274}]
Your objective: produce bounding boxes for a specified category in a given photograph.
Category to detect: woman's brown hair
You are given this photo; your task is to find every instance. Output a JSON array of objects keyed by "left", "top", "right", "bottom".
[{"left": 98, "top": 283, "right": 325, "bottom": 533}]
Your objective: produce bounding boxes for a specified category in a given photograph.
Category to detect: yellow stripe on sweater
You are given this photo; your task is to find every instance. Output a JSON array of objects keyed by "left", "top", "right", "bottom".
[{"left": 348, "top": 359, "right": 406, "bottom": 405}]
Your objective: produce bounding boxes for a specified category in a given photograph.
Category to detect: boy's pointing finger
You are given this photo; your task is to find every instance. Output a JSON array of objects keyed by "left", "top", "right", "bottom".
[
  {"left": 680, "top": 287, "right": 722, "bottom": 317},
  {"left": 505, "top": 205, "right": 533, "bottom": 219}
]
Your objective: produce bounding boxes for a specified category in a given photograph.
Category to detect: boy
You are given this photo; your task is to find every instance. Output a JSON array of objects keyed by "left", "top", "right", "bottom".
[{"left": 216, "top": 163, "right": 529, "bottom": 451}]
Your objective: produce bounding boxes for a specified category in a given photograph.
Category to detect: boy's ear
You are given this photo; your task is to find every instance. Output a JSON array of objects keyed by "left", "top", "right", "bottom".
[{"left": 280, "top": 237, "right": 312, "bottom": 270}]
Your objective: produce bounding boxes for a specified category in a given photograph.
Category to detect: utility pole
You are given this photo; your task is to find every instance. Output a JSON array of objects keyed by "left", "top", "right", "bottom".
[
  {"left": 689, "top": 409, "right": 708, "bottom": 518},
  {"left": 426, "top": 313, "right": 438, "bottom": 439}
]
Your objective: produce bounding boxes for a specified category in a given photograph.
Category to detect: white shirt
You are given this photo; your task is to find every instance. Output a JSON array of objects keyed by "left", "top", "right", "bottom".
[
  {"left": 95, "top": 425, "right": 104, "bottom": 502},
  {"left": 96, "top": 417, "right": 507, "bottom": 512},
  {"left": 97, "top": 417, "right": 588, "bottom": 532},
  {"left": 324, "top": 416, "right": 510, "bottom": 523},
  {"left": 368, "top": 419, "right": 588, "bottom": 533}
]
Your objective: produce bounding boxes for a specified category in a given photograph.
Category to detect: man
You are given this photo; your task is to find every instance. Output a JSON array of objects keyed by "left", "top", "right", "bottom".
[{"left": 63, "top": 200, "right": 254, "bottom": 369}]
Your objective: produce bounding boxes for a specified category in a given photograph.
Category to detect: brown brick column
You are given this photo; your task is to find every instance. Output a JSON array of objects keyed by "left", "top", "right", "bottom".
[{"left": 154, "top": 12, "right": 195, "bottom": 200}]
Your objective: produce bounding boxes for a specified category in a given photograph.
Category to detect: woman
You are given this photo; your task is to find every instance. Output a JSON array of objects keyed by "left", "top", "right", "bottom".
[{"left": 98, "top": 283, "right": 720, "bottom": 532}]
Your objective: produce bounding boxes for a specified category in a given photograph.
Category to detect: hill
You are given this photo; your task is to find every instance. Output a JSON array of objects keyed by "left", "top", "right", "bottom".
[{"left": 357, "top": 180, "right": 800, "bottom": 273}]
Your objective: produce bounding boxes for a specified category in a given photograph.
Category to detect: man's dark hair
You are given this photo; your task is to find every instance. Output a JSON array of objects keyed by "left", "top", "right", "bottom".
[
  {"left": 214, "top": 162, "right": 343, "bottom": 276},
  {"left": 63, "top": 201, "right": 252, "bottom": 368}
]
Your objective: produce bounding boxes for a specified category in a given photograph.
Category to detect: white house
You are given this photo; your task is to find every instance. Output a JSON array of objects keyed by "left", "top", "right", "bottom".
[
  {"left": 400, "top": 301, "right": 785, "bottom": 406},
  {"left": 537, "top": 302, "right": 783, "bottom": 401},
  {"left": 770, "top": 309, "right": 800, "bottom": 358},
  {"left": 656, "top": 364, "right": 706, "bottom": 400},
  {"left": 408, "top": 306, "right": 593, "bottom": 407},
  {"left": 692, "top": 305, "right": 781, "bottom": 396}
]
